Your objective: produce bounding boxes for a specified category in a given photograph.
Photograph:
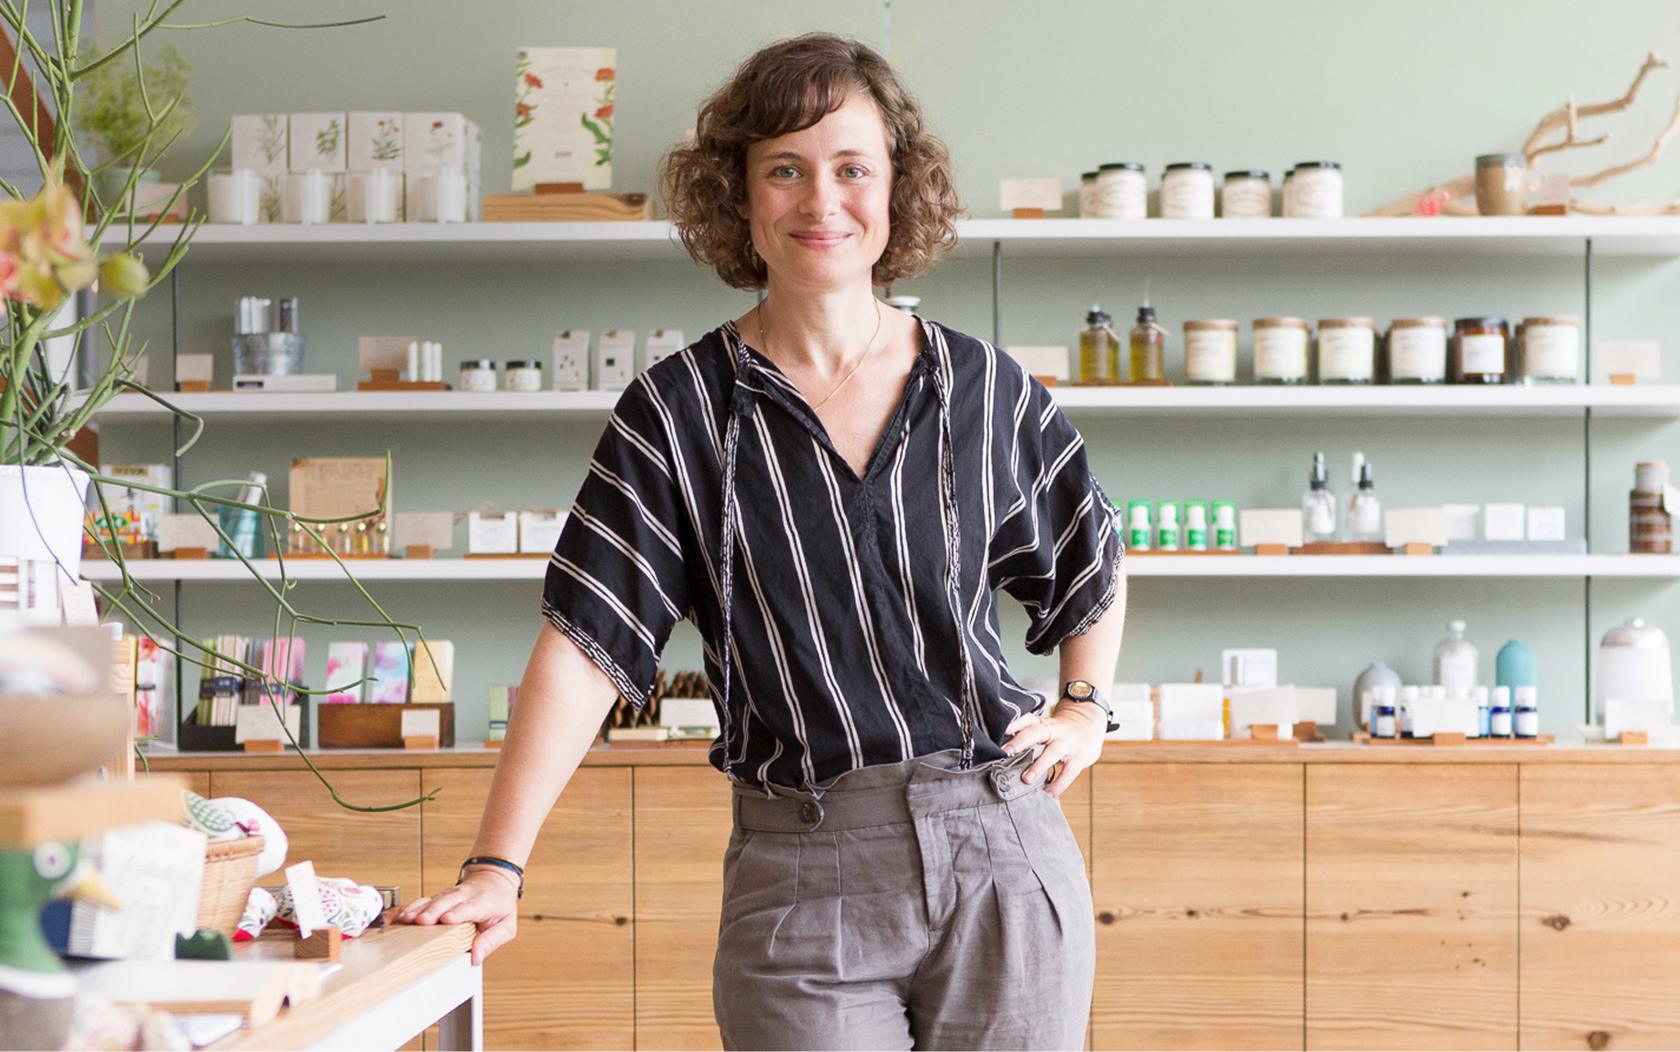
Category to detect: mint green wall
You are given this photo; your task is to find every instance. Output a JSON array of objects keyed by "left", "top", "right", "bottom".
[{"left": 97, "top": 1, "right": 1680, "bottom": 742}]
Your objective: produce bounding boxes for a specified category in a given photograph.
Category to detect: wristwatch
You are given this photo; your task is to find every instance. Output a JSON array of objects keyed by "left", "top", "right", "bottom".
[{"left": 1060, "top": 679, "right": 1118, "bottom": 733}]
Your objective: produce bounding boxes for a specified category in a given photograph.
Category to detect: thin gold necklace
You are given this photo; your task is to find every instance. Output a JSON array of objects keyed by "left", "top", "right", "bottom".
[{"left": 757, "top": 297, "right": 885, "bottom": 410}]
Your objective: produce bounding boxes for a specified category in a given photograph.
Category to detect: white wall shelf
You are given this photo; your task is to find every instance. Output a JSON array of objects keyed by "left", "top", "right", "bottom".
[
  {"left": 91, "top": 384, "right": 1680, "bottom": 423},
  {"left": 80, "top": 554, "right": 1680, "bottom": 583},
  {"left": 112, "top": 215, "right": 1680, "bottom": 264}
]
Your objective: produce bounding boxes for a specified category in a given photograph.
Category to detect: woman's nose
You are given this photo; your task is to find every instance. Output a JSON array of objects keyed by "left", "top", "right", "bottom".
[{"left": 800, "top": 173, "right": 840, "bottom": 217}]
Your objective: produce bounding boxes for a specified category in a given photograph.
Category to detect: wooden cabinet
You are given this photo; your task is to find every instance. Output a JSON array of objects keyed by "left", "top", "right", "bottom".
[
  {"left": 1089, "top": 763, "right": 1304, "bottom": 1051},
  {"left": 632, "top": 767, "right": 733, "bottom": 1050},
  {"left": 209, "top": 768, "right": 423, "bottom": 900},
  {"left": 1305, "top": 765, "right": 1517, "bottom": 1050},
  {"left": 422, "top": 768, "right": 634, "bottom": 1051},
  {"left": 1520, "top": 765, "right": 1680, "bottom": 1049}
]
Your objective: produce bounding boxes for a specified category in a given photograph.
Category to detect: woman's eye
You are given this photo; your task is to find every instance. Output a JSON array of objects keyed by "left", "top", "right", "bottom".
[
  {"left": 841, "top": 165, "right": 867, "bottom": 179},
  {"left": 772, "top": 165, "right": 798, "bottom": 179}
]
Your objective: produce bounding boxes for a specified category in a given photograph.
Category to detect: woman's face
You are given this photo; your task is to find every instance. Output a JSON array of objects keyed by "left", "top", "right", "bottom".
[{"left": 743, "top": 91, "right": 893, "bottom": 292}]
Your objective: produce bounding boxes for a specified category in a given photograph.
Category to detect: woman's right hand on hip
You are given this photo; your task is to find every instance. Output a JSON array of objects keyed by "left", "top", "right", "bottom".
[{"left": 394, "top": 868, "right": 520, "bottom": 965}]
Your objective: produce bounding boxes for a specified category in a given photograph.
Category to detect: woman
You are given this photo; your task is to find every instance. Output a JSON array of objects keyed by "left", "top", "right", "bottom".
[{"left": 399, "top": 32, "right": 1126, "bottom": 1050}]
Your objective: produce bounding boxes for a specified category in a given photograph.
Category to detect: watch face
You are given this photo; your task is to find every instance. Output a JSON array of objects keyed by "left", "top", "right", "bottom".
[{"left": 1066, "top": 680, "right": 1094, "bottom": 700}]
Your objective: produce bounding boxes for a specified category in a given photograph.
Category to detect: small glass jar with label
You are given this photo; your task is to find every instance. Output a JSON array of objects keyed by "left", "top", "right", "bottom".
[
  {"left": 1183, "top": 319, "right": 1239, "bottom": 385},
  {"left": 1373, "top": 704, "right": 1397, "bottom": 738},
  {"left": 1450, "top": 317, "right": 1510, "bottom": 384},
  {"left": 1513, "top": 685, "right": 1540, "bottom": 738},
  {"left": 1316, "top": 317, "right": 1377, "bottom": 384},
  {"left": 1126, "top": 500, "right": 1152, "bottom": 551},
  {"left": 504, "top": 359, "right": 544, "bottom": 392},
  {"left": 458, "top": 359, "right": 498, "bottom": 393},
  {"left": 1220, "top": 170, "right": 1271, "bottom": 219},
  {"left": 1160, "top": 162, "right": 1215, "bottom": 219},
  {"left": 1386, "top": 317, "right": 1448, "bottom": 384},
  {"left": 1283, "top": 161, "right": 1343, "bottom": 218},
  {"left": 1077, "top": 171, "right": 1099, "bottom": 218},
  {"left": 1253, "top": 317, "right": 1311, "bottom": 384},
  {"left": 1212, "top": 500, "right": 1238, "bottom": 550},
  {"left": 1517, "top": 315, "right": 1580, "bottom": 385},
  {"left": 1093, "top": 162, "right": 1147, "bottom": 219}
]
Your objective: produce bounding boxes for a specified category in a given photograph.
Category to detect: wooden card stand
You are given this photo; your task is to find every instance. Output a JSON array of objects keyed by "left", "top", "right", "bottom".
[
  {"left": 1353, "top": 731, "right": 1556, "bottom": 746},
  {"left": 176, "top": 380, "right": 212, "bottom": 393},
  {"left": 1619, "top": 730, "right": 1650, "bottom": 745},
  {"left": 483, "top": 739, "right": 504, "bottom": 749},
  {"left": 1609, "top": 373, "right": 1638, "bottom": 386},
  {"left": 1031, "top": 375, "right": 1060, "bottom": 387},
  {"left": 170, "top": 546, "right": 210, "bottom": 560},
  {"left": 1293, "top": 721, "right": 1325, "bottom": 743},
  {"left": 483, "top": 180, "right": 651, "bottom": 222},
  {"left": 316, "top": 702, "right": 455, "bottom": 748},
  {"left": 402, "top": 735, "right": 440, "bottom": 751},
  {"left": 1254, "top": 544, "right": 1291, "bottom": 556},
  {"left": 1011, "top": 207, "right": 1045, "bottom": 219},
  {"left": 242, "top": 739, "right": 283, "bottom": 754},
  {"left": 463, "top": 551, "right": 549, "bottom": 558},
  {"left": 294, "top": 926, "right": 341, "bottom": 962},
  {"left": 84, "top": 540, "right": 158, "bottom": 561},
  {"left": 1402, "top": 542, "right": 1435, "bottom": 556},
  {"left": 1249, "top": 723, "right": 1281, "bottom": 741},
  {"left": 403, "top": 544, "right": 435, "bottom": 560},
  {"left": 1292, "top": 541, "right": 1391, "bottom": 556}
]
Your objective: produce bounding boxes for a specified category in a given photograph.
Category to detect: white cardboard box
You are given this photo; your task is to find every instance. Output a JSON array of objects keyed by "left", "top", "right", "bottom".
[
  {"left": 1528, "top": 506, "right": 1566, "bottom": 542},
  {"left": 518, "top": 511, "right": 567, "bottom": 554},
  {"left": 1157, "top": 682, "right": 1222, "bottom": 724},
  {"left": 552, "top": 330, "right": 590, "bottom": 390},
  {"left": 1004, "top": 346, "right": 1071, "bottom": 382},
  {"left": 1411, "top": 695, "right": 1479, "bottom": 738},
  {"left": 230, "top": 114, "right": 289, "bottom": 172},
  {"left": 1223, "top": 648, "right": 1278, "bottom": 689},
  {"left": 467, "top": 511, "right": 518, "bottom": 554},
  {"left": 1484, "top": 503, "right": 1526, "bottom": 542},
  {"left": 1442, "top": 504, "right": 1481, "bottom": 542},
  {"left": 645, "top": 329, "right": 685, "bottom": 371},
  {"left": 595, "top": 330, "right": 636, "bottom": 391},
  {"left": 288, "top": 113, "right": 347, "bottom": 172},
  {"left": 1107, "top": 699, "right": 1154, "bottom": 741},
  {"left": 1228, "top": 687, "right": 1295, "bottom": 740},
  {"left": 348, "top": 112, "right": 404, "bottom": 171}
]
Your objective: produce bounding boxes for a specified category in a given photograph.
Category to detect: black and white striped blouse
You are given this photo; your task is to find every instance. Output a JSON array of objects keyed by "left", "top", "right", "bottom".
[{"left": 541, "top": 314, "right": 1124, "bottom": 793}]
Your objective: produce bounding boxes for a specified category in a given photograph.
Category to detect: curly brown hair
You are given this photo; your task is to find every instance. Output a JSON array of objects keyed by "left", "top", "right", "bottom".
[{"left": 660, "top": 33, "right": 963, "bottom": 291}]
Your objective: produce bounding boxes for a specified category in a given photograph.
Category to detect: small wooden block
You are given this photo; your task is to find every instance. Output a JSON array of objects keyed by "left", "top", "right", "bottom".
[
  {"left": 242, "top": 739, "right": 283, "bottom": 754},
  {"left": 1402, "top": 542, "right": 1434, "bottom": 556},
  {"left": 176, "top": 380, "right": 211, "bottom": 393},
  {"left": 356, "top": 380, "right": 450, "bottom": 392},
  {"left": 1249, "top": 723, "right": 1280, "bottom": 741},
  {"left": 371, "top": 368, "right": 401, "bottom": 383},
  {"left": 1254, "top": 544, "right": 1291, "bottom": 556},
  {"left": 535, "top": 182, "right": 586, "bottom": 194},
  {"left": 1430, "top": 732, "right": 1468, "bottom": 746},
  {"left": 1292, "top": 721, "right": 1320, "bottom": 742},
  {"left": 171, "top": 547, "right": 210, "bottom": 560},
  {"left": 404, "top": 544, "right": 435, "bottom": 560},
  {"left": 295, "top": 925, "right": 342, "bottom": 961},
  {"left": 1532, "top": 203, "right": 1570, "bottom": 216},
  {"left": 1030, "top": 375, "right": 1060, "bottom": 387},
  {"left": 1011, "top": 207, "right": 1046, "bottom": 219},
  {"left": 402, "top": 735, "right": 439, "bottom": 750},
  {"left": 1609, "top": 373, "right": 1638, "bottom": 386},
  {"left": 462, "top": 551, "right": 549, "bottom": 559},
  {"left": 1292, "top": 541, "right": 1391, "bottom": 556},
  {"left": 1619, "top": 730, "right": 1650, "bottom": 745},
  {"left": 483, "top": 739, "right": 504, "bottom": 749}
]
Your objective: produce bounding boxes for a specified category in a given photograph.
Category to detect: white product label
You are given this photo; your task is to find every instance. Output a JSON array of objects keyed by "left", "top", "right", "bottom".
[
  {"left": 1460, "top": 333, "right": 1506, "bottom": 375},
  {"left": 1390, "top": 327, "right": 1446, "bottom": 381},
  {"left": 1160, "top": 171, "right": 1214, "bottom": 218},
  {"left": 1438, "top": 652, "right": 1476, "bottom": 693},
  {"left": 1306, "top": 502, "right": 1335, "bottom": 537},
  {"left": 1318, "top": 328, "right": 1374, "bottom": 381},
  {"left": 1220, "top": 180, "right": 1270, "bottom": 219},
  {"left": 1523, "top": 325, "right": 1578, "bottom": 380},
  {"left": 1254, "top": 330, "right": 1308, "bottom": 380},
  {"left": 1185, "top": 331, "right": 1237, "bottom": 382}
]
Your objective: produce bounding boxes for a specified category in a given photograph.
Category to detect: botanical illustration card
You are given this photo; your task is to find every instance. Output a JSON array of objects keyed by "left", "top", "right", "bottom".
[{"left": 511, "top": 46, "right": 616, "bottom": 191}]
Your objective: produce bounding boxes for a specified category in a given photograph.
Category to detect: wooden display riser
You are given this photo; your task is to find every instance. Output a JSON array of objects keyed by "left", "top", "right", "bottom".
[{"left": 1351, "top": 731, "right": 1557, "bottom": 746}]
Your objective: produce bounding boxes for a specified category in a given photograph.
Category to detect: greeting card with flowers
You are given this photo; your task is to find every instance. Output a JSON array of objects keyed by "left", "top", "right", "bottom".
[{"left": 511, "top": 46, "right": 617, "bottom": 191}]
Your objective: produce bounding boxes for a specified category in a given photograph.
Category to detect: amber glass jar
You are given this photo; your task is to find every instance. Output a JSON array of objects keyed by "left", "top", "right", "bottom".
[{"left": 1450, "top": 317, "right": 1510, "bottom": 384}]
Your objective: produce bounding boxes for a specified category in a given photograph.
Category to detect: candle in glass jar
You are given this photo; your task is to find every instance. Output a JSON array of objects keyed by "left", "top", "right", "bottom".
[
  {"left": 1220, "top": 170, "right": 1272, "bottom": 219},
  {"left": 1517, "top": 315, "right": 1579, "bottom": 385},
  {"left": 1160, "top": 162, "right": 1214, "bottom": 218},
  {"left": 1283, "top": 161, "right": 1343, "bottom": 218},
  {"left": 1451, "top": 317, "right": 1510, "bottom": 384},
  {"left": 1093, "top": 162, "right": 1147, "bottom": 219},
  {"left": 1183, "top": 319, "right": 1238, "bottom": 384},
  {"left": 1316, "top": 317, "right": 1377, "bottom": 384},
  {"left": 1253, "top": 317, "right": 1311, "bottom": 384},
  {"left": 1387, "top": 317, "right": 1448, "bottom": 384}
]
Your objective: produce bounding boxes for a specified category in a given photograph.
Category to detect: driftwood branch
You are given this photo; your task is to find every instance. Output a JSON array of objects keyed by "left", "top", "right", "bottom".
[{"left": 1364, "top": 53, "right": 1680, "bottom": 216}]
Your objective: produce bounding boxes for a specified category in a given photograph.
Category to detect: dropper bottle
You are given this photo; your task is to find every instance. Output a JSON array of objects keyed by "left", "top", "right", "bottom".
[
  {"left": 1303, "top": 451, "right": 1336, "bottom": 542},
  {"left": 1129, "top": 281, "right": 1167, "bottom": 383}
]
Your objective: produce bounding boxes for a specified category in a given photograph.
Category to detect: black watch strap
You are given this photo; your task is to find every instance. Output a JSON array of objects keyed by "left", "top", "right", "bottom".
[
  {"left": 1061, "top": 680, "right": 1118, "bottom": 733},
  {"left": 459, "top": 855, "right": 524, "bottom": 899}
]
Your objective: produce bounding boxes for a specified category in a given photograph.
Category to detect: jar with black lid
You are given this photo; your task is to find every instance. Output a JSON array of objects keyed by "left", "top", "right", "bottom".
[{"left": 1450, "top": 317, "right": 1510, "bottom": 384}]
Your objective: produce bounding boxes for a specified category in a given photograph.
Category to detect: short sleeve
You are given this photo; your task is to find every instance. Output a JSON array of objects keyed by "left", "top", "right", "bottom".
[
  {"left": 541, "top": 376, "right": 691, "bottom": 706},
  {"left": 987, "top": 379, "right": 1124, "bottom": 654}
]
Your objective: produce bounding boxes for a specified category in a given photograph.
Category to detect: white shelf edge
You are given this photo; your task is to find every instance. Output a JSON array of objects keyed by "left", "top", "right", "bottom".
[
  {"left": 78, "top": 554, "right": 1680, "bottom": 583},
  {"left": 89, "top": 385, "right": 1680, "bottom": 422},
  {"left": 106, "top": 215, "right": 1680, "bottom": 263}
]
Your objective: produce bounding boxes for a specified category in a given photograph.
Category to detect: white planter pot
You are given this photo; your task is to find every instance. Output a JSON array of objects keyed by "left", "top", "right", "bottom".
[{"left": 0, "top": 463, "right": 91, "bottom": 578}]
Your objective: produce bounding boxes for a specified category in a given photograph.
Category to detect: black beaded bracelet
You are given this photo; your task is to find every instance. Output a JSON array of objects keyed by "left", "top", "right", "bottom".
[{"left": 459, "top": 855, "right": 524, "bottom": 899}]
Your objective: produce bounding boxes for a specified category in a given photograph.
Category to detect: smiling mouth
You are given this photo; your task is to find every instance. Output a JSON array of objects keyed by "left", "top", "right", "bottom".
[{"left": 791, "top": 233, "right": 852, "bottom": 246}]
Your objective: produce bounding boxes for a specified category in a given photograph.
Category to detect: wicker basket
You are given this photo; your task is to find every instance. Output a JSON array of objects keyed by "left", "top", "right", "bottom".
[{"left": 197, "top": 836, "right": 264, "bottom": 935}]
